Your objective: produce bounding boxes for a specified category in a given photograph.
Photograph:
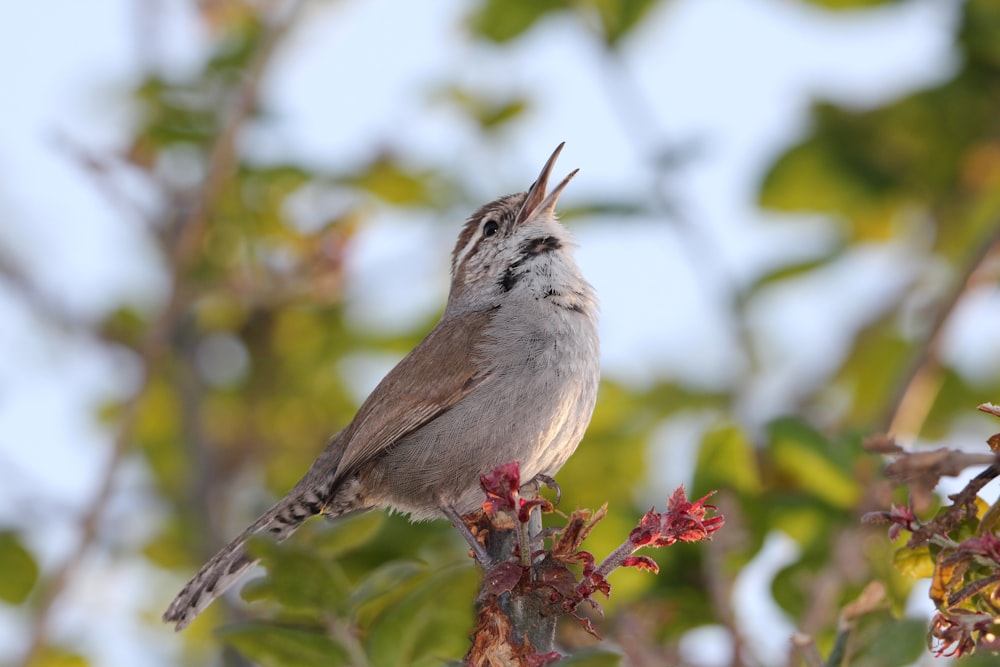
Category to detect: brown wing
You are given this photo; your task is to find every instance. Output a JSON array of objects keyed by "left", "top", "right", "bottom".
[{"left": 334, "top": 307, "right": 497, "bottom": 479}]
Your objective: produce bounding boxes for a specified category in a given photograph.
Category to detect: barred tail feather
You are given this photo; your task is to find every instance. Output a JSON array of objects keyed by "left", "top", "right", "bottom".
[
  {"left": 164, "top": 433, "right": 349, "bottom": 630},
  {"left": 162, "top": 488, "right": 326, "bottom": 631}
]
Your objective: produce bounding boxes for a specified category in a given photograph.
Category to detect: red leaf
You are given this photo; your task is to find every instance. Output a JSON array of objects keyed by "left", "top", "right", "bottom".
[
  {"left": 518, "top": 496, "right": 553, "bottom": 524},
  {"left": 628, "top": 487, "right": 724, "bottom": 549},
  {"left": 862, "top": 502, "right": 919, "bottom": 541},
  {"left": 564, "top": 549, "right": 596, "bottom": 573},
  {"left": 569, "top": 610, "right": 602, "bottom": 639},
  {"left": 482, "top": 561, "right": 525, "bottom": 597},
  {"left": 480, "top": 461, "right": 521, "bottom": 515},
  {"left": 576, "top": 571, "right": 610, "bottom": 600},
  {"left": 536, "top": 559, "right": 578, "bottom": 599},
  {"left": 552, "top": 508, "right": 604, "bottom": 557},
  {"left": 954, "top": 533, "right": 1000, "bottom": 564},
  {"left": 592, "top": 572, "right": 611, "bottom": 597},
  {"left": 622, "top": 555, "right": 659, "bottom": 574}
]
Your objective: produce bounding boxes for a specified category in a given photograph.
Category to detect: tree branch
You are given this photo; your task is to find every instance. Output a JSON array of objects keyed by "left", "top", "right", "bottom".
[
  {"left": 15, "top": 3, "right": 305, "bottom": 664},
  {"left": 466, "top": 466, "right": 723, "bottom": 665},
  {"left": 882, "top": 219, "right": 1000, "bottom": 439}
]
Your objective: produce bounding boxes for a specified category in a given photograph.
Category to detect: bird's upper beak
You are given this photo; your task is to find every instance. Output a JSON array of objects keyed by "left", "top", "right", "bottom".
[{"left": 516, "top": 142, "right": 579, "bottom": 225}]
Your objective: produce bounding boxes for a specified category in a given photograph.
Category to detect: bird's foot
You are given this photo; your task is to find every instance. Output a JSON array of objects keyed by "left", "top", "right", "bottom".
[
  {"left": 441, "top": 504, "right": 496, "bottom": 568},
  {"left": 521, "top": 473, "right": 561, "bottom": 506}
]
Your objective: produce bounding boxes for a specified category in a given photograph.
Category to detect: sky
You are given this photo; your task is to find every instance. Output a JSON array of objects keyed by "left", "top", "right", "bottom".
[{"left": 0, "top": 0, "right": 969, "bottom": 665}]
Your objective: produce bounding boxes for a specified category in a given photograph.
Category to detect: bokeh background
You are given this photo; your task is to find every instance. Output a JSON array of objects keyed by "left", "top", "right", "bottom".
[{"left": 2, "top": 0, "right": 1000, "bottom": 665}]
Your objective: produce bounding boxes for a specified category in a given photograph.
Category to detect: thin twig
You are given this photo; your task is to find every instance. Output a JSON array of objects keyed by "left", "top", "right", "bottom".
[
  {"left": 0, "top": 253, "right": 93, "bottom": 335},
  {"left": 978, "top": 402, "right": 1000, "bottom": 419},
  {"left": 170, "top": 0, "right": 305, "bottom": 270},
  {"left": 789, "top": 633, "right": 824, "bottom": 667},
  {"left": 16, "top": 371, "right": 149, "bottom": 667},
  {"left": 791, "top": 528, "right": 867, "bottom": 667},
  {"left": 50, "top": 131, "right": 156, "bottom": 225},
  {"left": 703, "top": 494, "right": 747, "bottom": 667},
  {"left": 883, "top": 221, "right": 1000, "bottom": 439},
  {"left": 596, "top": 48, "right": 761, "bottom": 407}
]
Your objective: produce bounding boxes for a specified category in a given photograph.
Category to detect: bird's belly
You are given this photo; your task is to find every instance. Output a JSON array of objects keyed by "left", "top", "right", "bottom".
[{"left": 371, "top": 321, "right": 599, "bottom": 520}]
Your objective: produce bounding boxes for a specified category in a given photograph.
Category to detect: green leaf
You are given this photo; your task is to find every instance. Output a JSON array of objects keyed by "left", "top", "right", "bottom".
[
  {"left": 758, "top": 124, "right": 901, "bottom": 241},
  {"left": 365, "top": 564, "right": 478, "bottom": 666},
  {"left": 746, "top": 248, "right": 844, "bottom": 295},
  {"left": 694, "top": 423, "right": 762, "bottom": 496},
  {"left": 892, "top": 545, "right": 934, "bottom": 579},
  {"left": 24, "top": 647, "right": 89, "bottom": 667},
  {"left": 921, "top": 368, "right": 992, "bottom": 440},
  {"left": 340, "top": 155, "right": 446, "bottom": 207},
  {"left": 558, "top": 649, "right": 624, "bottom": 666},
  {"left": 844, "top": 611, "right": 926, "bottom": 667},
  {"left": 308, "top": 511, "right": 386, "bottom": 559},
  {"left": 468, "top": 0, "right": 571, "bottom": 43},
  {"left": 594, "top": 0, "right": 660, "bottom": 46},
  {"left": 771, "top": 561, "right": 809, "bottom": 619},
  {"left": 793, "top": 0, "right": 904, "bottom": 9},
  {"left": 350, "top": 559, "right": 428, "bottom": 622},
  {"left": 438, "top": 87, "right": 529, "bottom": 130},
  {"left": 134, "top": 376, "right": 185, "bottom": 493},
  {"left": 962, "top": 0, "right": 1000, "bottom": 69},
  {"left": 830, "top": 318, "right": 910, "bottom": 429},
  {"left": 245, "top": 538, "right": 352, "bottom": 614},
  {"left": 220, "top": 622, "right": 350, "bottom": 667},
  {"left": 768, "top": 419, "right": 860, "bottom": 510},
  {"left": 770, "top": 502, "right": 835, "bottom": 547},
  {"left": 0, "top": 531, "right": 38, "bottom": 604},
  {"left": 142, "top": 517, "right": 193, "bottom": 569},
  {"left": 960, "top": 652, "right": 1000, "bottom": 667},
  {"left": 98, "top": 306, "right": 149, "bottom": 348}
]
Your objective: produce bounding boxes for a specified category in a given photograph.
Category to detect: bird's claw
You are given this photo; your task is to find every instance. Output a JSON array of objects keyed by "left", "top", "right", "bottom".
[{"left": 522, "top": 473, "right": 561, "bottom": 506}]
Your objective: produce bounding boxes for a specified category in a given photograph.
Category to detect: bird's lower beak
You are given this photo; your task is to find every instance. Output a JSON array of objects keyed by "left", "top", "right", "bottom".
[{"left": 516, "top": 143, "right": 578, "bottom": 224}]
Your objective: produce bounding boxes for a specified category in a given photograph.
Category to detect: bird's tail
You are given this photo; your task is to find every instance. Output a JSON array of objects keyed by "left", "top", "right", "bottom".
[
  {"left": 163, "top": 434, "right": 351, "bottom": 631},
  {"left": 162, "top": 484, "right": 328, "bottom": 631}
]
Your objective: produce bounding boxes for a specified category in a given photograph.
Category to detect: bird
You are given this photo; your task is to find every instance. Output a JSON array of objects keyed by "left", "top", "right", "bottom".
[{"left": 163, "top": 142, "right": 600, "bottom": 631}]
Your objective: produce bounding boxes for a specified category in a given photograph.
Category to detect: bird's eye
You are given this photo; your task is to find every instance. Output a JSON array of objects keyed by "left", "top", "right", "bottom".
[{"left": 483, "top": 220, "right": 499, "bottom": 237}]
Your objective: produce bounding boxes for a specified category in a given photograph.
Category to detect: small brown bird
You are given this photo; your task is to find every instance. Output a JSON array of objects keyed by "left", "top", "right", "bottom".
[{"left": 163, "top": 143, "right": 600, "bottom": 630}]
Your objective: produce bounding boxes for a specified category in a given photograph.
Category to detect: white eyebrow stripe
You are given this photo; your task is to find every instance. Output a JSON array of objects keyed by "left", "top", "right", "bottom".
[
  {"left": 454, "top": 211, "right": 501, "bottom": 270},
  {"left": 454, "top": 229, "right": 481, "bottom": 270}
]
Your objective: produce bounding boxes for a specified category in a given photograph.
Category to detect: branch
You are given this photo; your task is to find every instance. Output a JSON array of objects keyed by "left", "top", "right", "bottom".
[
  {"left": 864, "top": 405, "right": 1000, "bottom": 658},
  {"left": 702, "top": 494, "right": 749, "bottom": 667},
  {"left": 882, "top": 219, "right": 1000, "bottom": 439},
  {"left": 789, "top": 634, "right": 824, "bottom": 667},
  {"left": 0, "top": 252, "right": 94, "bottom": 336},
  {"left": 50, "top": 131, "right": 157, "bottom": 224},
  {"left": 863, "top": 429, "right": 1000, "bottom": 523},
  {"left": 465, "top": 464, "right": 723, "bottom": 665},
  {"left": 170, "top": 0, "right": 305, "bottom": 270},
  {"left": 15, "top": 3, "right": 305, "bottom": 665}
]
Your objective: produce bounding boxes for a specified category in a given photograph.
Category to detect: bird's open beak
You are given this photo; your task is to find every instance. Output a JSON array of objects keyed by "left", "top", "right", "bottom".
[{"left": 516, "top": 142, "right": 579, "bottom": 224}]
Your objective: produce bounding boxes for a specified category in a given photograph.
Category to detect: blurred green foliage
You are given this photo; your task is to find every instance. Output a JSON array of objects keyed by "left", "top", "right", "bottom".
[
  {"left": 221, "top": 513, "right": 480, "bottom": 667},
  {"left": 0, "top": 532, "right": 38, "bottom": 604}
]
